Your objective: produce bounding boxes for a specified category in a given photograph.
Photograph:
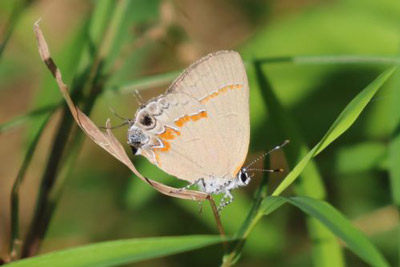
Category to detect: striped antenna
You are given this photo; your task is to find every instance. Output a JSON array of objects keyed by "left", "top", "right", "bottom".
[{"left": 245, "top": 139, "right": 290, "bottom": 169}]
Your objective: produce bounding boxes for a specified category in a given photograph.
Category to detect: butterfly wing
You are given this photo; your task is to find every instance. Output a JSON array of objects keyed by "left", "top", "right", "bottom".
[
  {"left": 136, "top": 92, "right": 229, "bottom": 182},
  {"left": 167, "top": 50, "right": 250, "bottom": 177},
  {"left": 133, "top": 50, "right": 249, "bottom": 182}
]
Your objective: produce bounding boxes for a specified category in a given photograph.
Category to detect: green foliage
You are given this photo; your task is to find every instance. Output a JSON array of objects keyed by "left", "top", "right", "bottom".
[
  {"left": 261, "top": 196, "right": 389, "bottom": 267},
  {"left": 272, "top": 68, "right": 394, "bottom": 196},
  {"left": 1, "top": 0, "right": 399, "bottom": 266},
  {"left": 8, "top": 235, "right": 229, "bottom": 267}
]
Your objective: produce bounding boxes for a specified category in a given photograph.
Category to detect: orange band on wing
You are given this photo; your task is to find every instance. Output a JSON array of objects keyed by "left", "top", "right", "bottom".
[
  {"left": 174, "top": 110, "right": 208, "bottom": 127},
  {"left": 153, "top": 141, "right": 171, "bottom": 166},
  {"left": 153, "top": 111, "right": 208, "bottom": 166},
  {"left": 200, "top": 84, "right": 242, "bottom": 104},
  {"left": 158, "top": 127, "right": 181, "bottom": 140},
  {"left": 157, "top": 140, "right": 171, "bottom": 152},
  {"left": 154, "top": 127, "right": 178, "bottom": 154}
]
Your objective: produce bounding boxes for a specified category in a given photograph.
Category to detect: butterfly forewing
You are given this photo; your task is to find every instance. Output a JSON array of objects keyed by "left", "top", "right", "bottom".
[
  {"left": 143, "top": 92, "right": 229, "bottom": 181},
  {"left": 167, "top": 50, "right": 250, "bottom": 178}
]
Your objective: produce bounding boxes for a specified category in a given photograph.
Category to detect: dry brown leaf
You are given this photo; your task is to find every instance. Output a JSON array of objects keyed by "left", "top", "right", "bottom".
[{"left": 33, "top": 20, "right": 208, "bottom": 201}]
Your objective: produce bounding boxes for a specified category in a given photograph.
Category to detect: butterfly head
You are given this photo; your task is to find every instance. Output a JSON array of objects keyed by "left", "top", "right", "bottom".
[
  {"left": 127, "top": 125, "right": 148, "bottom": 155},
  {"left": 127, "top": 105, "right": 162, "bottom": 155},
  {"left": 236, "top": 168, "right": 251, "bottom": 187}
]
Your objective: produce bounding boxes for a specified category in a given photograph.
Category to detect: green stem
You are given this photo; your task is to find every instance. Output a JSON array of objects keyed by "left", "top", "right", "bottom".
[
  {"left": 0, "top": 103, "right": 60, "bottom": 133},
  {"left": 9, "top": 115, "right": 52, "bottom": 260},
  {"left": 113, "top": 54, "right": 400, "bottom": 95},
  {"left": 222, "top": 162, "right": 270, "bottom": 266},
  {"left": 255, "top": 55, "right": 400, "bottom": 65},
  {"left": 0, "top": 0, "right": 35, "bottom": 60}
]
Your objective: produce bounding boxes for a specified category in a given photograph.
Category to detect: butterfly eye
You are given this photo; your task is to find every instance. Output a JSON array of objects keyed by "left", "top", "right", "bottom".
[{"left": 240, "top": 171, "right": 248, "bottom": 183}]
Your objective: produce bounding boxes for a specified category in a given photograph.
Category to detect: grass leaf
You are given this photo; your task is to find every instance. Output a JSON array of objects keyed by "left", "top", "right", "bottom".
[
  {"left": 259, "top": 196, "right": 286, "bottom": 216},
  {"left": 272, "top": 67, "right": 395, "bottom": 196},
  {"left": 285, "top": 197, "right": 390, "bottom": 267},
  {"left": 9, "top": 235, "right": 229, "bottom": 267},
  {"left": 255, "top": 62, "right": 344, "bottom": 266}
]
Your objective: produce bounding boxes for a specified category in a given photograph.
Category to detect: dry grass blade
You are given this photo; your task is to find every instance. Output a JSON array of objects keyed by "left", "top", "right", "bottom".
[{"left": 33, "top": 20, "right": 207, "bottom": 201}]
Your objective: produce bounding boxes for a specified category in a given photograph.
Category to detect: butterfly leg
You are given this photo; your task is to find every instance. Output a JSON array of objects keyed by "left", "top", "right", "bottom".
[
  {"left": 171, "top": 178, "right": 205, "bottom": 193},
  {"left": 218, "top": 190, "right": 234, "bottom": 212}
]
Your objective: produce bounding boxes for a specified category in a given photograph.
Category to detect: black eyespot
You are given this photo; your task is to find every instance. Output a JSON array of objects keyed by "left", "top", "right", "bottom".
[
  {"left": 141, "top": 114, "right": 153, "bottom": 126},
  {"left": 240, "top": 172, "right": 247, "bottom": 183}
]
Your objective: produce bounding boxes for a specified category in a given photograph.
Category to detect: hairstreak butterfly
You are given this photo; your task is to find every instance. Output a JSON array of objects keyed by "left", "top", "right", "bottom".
[{"left": 127, "top": 50, "right": 285, "bottom": 210}]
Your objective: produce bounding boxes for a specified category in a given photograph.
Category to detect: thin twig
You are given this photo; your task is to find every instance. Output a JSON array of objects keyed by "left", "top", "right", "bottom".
[
  {"left": 222, "top": 175, "right": 269, "bottom": 266},
  {"left": 21, "top": 3, "right": 131, "bottom": 254},
  {"left": 21, "top": 16, "right": 106, "bottom": 257},
  {"left": 20, "top": 17, "right": 210, "bottom": 259},
  {"left": 32, "top": 21, "right": 207, "bottom": 201},
  {"left": 23, "top": 18, "right": 209, "bottom": 258},
  {"left": 208, "top": 196, "right": 228, "bottom": 252}
]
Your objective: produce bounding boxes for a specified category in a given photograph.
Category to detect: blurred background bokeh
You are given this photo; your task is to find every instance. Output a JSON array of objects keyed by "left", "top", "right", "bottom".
[{"left": 1, "top": 0, "right": 399, "bottom": 266}]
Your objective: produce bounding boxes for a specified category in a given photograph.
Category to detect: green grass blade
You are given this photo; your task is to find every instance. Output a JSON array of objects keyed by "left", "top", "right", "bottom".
[
  {"left": 388, "top": 69, "right": 400, "bottom": 203},
  {"left": 110, "top": 70, "right": 182, "bottom": 93},
  {"left": 109, "top": 55, "right": 400, "bottom": 95},
  {"left": 388, "top": 68, "right": 400, "bottom": 266},
  {"left": 0, "top": 0, "right": 33, "bottom": 60},
  {"left": 314, "top": 67, "right": 395, "bottom": 155},
  {"left": 9, "top": 114, "right": 52, "bottom": 257},
  {"left": 0, "top": 103, "right": 59, "bottom": 133},
  {"left": 254, "top": 62, "right": 326, "bottom": 198},
  {"left": 259, "top": 196, "right": 286, "bottom": 215},
  {"left": 255, "top": 55, "right": 400, "bottom": 65},
  {"left": 272, "top": 67, "right": 395, "bottom": 196},
  {"left": 285, "top": 196, "right": 390, "bottom": 267},
  {"left": 255, "top": 62, "right": 344, "bottom": 266},
  {"left": 9, "top": 235, "right": 229, "bottom": 267}
]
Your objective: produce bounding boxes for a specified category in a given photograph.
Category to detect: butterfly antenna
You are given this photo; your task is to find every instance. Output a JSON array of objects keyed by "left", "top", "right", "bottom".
[
  {"left": 245, "top": 139, "right": 290, "bottom": 169},
  {"left": 246, "top": 168, "right": 284, "bottom": 173},
  {"left": 101, "top": 107, "right": 132, "bottom": 130},
  {"left": 134, "top": 90, "right": 144, "bottom": 106},
  {"left": 99, "top": 121, "right": 129, "bottom": 130},
  {"left": 109, "top": 106, "right": 130, "bottom": 121}
]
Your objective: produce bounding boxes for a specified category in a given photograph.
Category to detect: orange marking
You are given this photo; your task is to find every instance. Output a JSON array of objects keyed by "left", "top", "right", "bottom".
[
  {"left": 158, "top": 140, "right": 171, "bottom": 152},
  {"left": 233, "top": 159, "right": 246, "bottom": 176},
  {"left": 200, "top": 84, "right": 242, "bottom": 104},
  {"left": 153, "top": 141, "right": 171, "bottom": 167},
  {"left": 153, "top": 111, "right": 208, "bottom": 166},
  {"left": 158, "top": 127, "right": 180, "bottom": 140},
  {"left": 174, "top": 111, "right": 208, "bottom": 127}
]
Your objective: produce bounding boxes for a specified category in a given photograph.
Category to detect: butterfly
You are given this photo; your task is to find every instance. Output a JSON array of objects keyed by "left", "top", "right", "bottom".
[{"left": 127, "top": 50, "right": 283, "bottom": 210}]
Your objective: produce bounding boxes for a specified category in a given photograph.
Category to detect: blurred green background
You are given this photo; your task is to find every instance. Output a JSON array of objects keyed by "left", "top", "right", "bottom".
[{"left": 0, "top": 0, "right": 399, "bottom": 266}]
